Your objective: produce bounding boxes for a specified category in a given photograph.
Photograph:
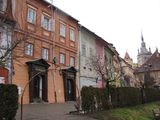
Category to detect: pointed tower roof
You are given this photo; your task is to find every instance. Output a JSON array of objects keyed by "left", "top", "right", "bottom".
[
  {"left": 138, "top": 32, "right": 152, "bottom": 55},
  {"left": 124, "top": 51, "right": 131, "bottom": 60},
  {"left": 141, "top": 31, "right": 144, "bottom": 42},
  {"left": 124, "top": 51, "right": 133, "bottom": 65}
]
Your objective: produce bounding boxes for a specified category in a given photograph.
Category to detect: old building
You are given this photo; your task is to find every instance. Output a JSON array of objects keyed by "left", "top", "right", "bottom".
[
  {"left": 78, "top": 25, "right": 121, "bottom": 89},
  {"left": 10, "top": 0, "right": 78, "bottom": 103},
  {"left": 118, "top": 51, "right": 137, "bottom": 87},
  {"left": 137, "top": 34, "right": 152, "bottom": 66},
  {"left": 109, "top": 45, "right": 121, "bottom": 87},
  {"left": 120, "top": 57, "right": 135, "bottom": 87},
  {"left": 78, "top": 25, "right": 97, "bottom": 89},
  {"left": 134, "top": 49, "right": 160, "bottom": 88},
  {"left": 0, "top": 0, "right": 16, "bottom": 83}
]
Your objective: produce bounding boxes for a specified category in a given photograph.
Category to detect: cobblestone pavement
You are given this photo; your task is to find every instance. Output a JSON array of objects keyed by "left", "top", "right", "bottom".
[{"left": 16, "top": 102, "right": 96, "bottom": 120}]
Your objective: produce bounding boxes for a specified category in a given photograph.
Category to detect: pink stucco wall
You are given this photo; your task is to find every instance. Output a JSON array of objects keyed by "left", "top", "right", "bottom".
[{"left": 95, "top": 38, "right": 105, "bottom": 88}]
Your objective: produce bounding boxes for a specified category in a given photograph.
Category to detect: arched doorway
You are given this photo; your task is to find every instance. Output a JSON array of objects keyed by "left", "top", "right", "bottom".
[
  {"left": 61, "top": 67, "right": 77, "bottom": 101},
  {"left": 26, "top": 59, "right": 50, "bottom": 103},
  {"left": 33, "top": 75, "right": 43, "bottom": 102}
]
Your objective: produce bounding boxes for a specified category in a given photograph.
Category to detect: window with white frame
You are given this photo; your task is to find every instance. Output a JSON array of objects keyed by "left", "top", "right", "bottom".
[
  {"left": 82, "top": 44, "right": 86, "bottom": 56},
  {"left": 42, "top": 48, "right": 49, "bottom": 60},
  {"left": 89, "top": 48, "right": 93, "bottom": 57},
  {"left": 0, "top": 32, "right": 2, "bottom": 44},
  {"left": 25, "top": 43, "right": 33, "bottom": 56},
  {"left": 27, "top": 7, "right": 36, "bottom": 24},
  {"left": 70, "top": 28, "right": 75, "bottom": 41},
  {"left": 70, "top": 56, "right": 75, "bottom": 66},
  {"left": 0, "top": 0, "right": 7, "bottom": 12},
  {"left": 0, "top": 0, "right": 3, "bottom": 11},
  {"left": 60, "top": 53, "right": 65, "bottom": 64},
  {"left": 41, "top": 14, "right": 51, "bottom": 31},
  {"left": 60, "top": 23, "right": 66, "bottom": 37}
]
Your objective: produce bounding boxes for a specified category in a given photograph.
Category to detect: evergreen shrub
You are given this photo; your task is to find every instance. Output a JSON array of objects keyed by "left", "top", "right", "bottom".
[
  {"left": 0, "top": 84, "right": 18, "bottom": 120},
  {"left": 81, "top": 86, "right": 160, "bottom": 113},
  {"left": 144, "top": 88, "right": 160, "bottom": 103},
  {"left": 116, "top": 87, "right": 141, "bottom": 107}
]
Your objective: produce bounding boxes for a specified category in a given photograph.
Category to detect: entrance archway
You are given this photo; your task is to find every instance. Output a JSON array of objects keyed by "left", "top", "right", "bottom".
[
  {"left": 33, "top": 75, "right": 43, "bottom": 102},
  {"left": 26, "top": 59, "right": 50, "bottom": 103},
  {"left": 61, "top": 67, "right": 77, "bottom": 101}
]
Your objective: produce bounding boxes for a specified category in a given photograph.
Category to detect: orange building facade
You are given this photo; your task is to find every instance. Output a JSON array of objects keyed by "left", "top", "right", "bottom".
[{"left": 11, "top": 0, "right": 78, "bottom": 104}]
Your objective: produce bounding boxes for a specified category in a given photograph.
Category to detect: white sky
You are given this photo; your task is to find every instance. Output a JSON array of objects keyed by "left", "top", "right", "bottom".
[{"left": 49, "top": 0, "right": 160, "bottom": 63}]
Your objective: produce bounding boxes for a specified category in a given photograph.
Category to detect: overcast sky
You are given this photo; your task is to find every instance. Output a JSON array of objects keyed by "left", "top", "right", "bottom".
[{"left": 49, "top": 0, "right": 160, "bottom": 63}]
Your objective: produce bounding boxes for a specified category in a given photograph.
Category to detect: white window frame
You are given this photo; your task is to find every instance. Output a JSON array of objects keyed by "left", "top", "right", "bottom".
[
  {"left": 0, "top": 32, "right": 2, "bottom": 44},
  {"left": 27, "top": 7, "right": 36, "bottom": 24},
  {"left": 41, "top": 13, "right": 52, "bottom": 31},
  {"left": 70, "top": 28, "right": 75, "bottom": 41},
  {"left": 82, "top": 44, "right": 86, "bottom": 56},
  {"left": 60, "top": 53, "right": 65, "bottom": 64},
  {"left": 89, "top": 48, "right": 93, "bottom": 57},
  {"left": 60, "top": 23, "right": 66, "bottom": 37},
  {"left": 70, "top": 56, "right": 75, "bottom": 66},
  {"left": 0, "top": 0, "right": 7, "bottom": 12},
  {"left": 42, "top": 48, "right": 49, "bottom": 60},
  {"left": 0, "top": 0, "right": 3, "bottom": 11},
  {"left": 25, "top": 43, "right": 33, "bottom": 56}
]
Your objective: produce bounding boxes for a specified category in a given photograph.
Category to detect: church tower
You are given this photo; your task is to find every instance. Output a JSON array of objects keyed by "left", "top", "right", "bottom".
[{"left": 137, "top": 33, "right": 152, "bottom": 66}]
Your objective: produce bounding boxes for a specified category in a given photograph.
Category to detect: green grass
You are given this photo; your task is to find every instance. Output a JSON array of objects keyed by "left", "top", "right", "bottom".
[{"left": 91, "top": 101, "right": 160, "bottom": 120}]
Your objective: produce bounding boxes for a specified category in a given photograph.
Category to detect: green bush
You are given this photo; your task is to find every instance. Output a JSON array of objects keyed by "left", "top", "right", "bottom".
[
  {"left": 109, "top": 86, "right": 118, "bottom": 108},
  {"left": 81, "top": 86, "right": 112, "bottom": 112},
  {"left": 81, "top": 86, "right": 95, "bottom": 112},
  {"left": 116, "top": 87, "right": 141, "bottom": 107},
  {"left": 144, "top": 88, "right": 160, "bottom": 103},
  {"left": 0, "top": 84, "right": 18, "bottom": 120},
  {"left": 81, "top": 86, "right": 160, "bottom": 113}
]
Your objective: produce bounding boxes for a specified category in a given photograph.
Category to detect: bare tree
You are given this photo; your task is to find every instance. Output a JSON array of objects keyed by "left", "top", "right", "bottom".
[
  {"left": 89, "top": 55, "right": 108, "bottom": 88},
  {"left": 0, "top": 28, "right": 28, "bottom": 67}
]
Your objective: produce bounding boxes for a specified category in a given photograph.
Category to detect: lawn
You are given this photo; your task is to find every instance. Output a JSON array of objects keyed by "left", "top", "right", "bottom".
[{"left": 91, "top": 101, "right": 160, "bottom": 120}]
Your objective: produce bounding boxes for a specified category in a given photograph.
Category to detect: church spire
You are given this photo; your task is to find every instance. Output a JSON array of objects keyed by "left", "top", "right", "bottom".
[
  {"left": 141, "top": 31, "right": 144, "bottom": 42},
  {"left": 137, "top": 31, "right": 152, "bottom": 66},
  {"left": 140, "top": 32, "right": 148, "bottom": 53}
]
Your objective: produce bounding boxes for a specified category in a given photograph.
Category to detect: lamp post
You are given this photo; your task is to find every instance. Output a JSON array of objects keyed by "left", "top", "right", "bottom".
[
  {"left": 20, "top": 62, "right": 61, "bottom": 120},
  {"left": 20, "top": 71, "right": 44, "bottom": 120}
]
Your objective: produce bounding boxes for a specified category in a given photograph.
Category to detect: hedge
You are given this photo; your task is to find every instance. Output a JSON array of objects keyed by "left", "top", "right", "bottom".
[
  {"left": 116, "top": 87, "right": 141, "bottom": 107},
  {"left": 81, "top": 86, "right": 160, "bottom": 112},
  {"left": 0, "top": 84, "right": 18, "bottom": 120},
  {"left": 144, "top": 88, "right": 160, "bottom": 103}
]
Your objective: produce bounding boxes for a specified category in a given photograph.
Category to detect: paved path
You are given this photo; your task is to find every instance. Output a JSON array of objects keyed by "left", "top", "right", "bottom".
[{"left": 16, "top": 102, "right": 96, "bottom": 120}]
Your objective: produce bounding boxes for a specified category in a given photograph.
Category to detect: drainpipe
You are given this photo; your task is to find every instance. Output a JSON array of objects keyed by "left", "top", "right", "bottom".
[
  {"left": 76, "top": 24, "right": 82, "bottom": 111},
  {"left": 49, "top": 0, "right": 57, "bottom": 103},
  {"left": 78, "top": 25, "right": 82, "bottom": 93}
]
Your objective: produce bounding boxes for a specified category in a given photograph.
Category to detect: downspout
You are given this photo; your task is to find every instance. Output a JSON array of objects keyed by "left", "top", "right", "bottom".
[
  {"left": 77, "top": 24, "right": 82, "bottom": 111},
  {"left": 78, "top": 25, "right": 82, "bottom": 92}
]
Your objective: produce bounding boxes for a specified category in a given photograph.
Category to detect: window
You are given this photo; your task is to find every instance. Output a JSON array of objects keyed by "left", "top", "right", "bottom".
[
  {"left": 0, "top": 0, "right": 3, "bottom": 11},
  {"left": 70, "top": 28, "right": 75, "bottom": 41},
  {"left": 41, "top": 14, "right": 51, "bottom": 31},
  {"left": 0, "top": 0, "right": 6, "bottom": 12},
  {"left": 27, "top": 7, "right": 36, "bottom": 24},
  {"left": 60, "top": 23, "right": 66, "bottom": 37},
  {"left": 70, "top": 56, "right": 75, "bottom": 66},
  {"left": 42, "top": 48, "right": 49, "bottom": 60},
  {"left": 0, "top": 32, "right": 2, "bottom": 44},
  {"left": 60, "top": 53, "right": 65, "bottom": 64},
  {"left": 82, "top": 44, "right": 86, "bottom": 56},
  {"left": 89, "top": 48, "right": 93, "bottom": 57},
  {"left": 25, "top": 43, "right": 33, "bottom": 56}
]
